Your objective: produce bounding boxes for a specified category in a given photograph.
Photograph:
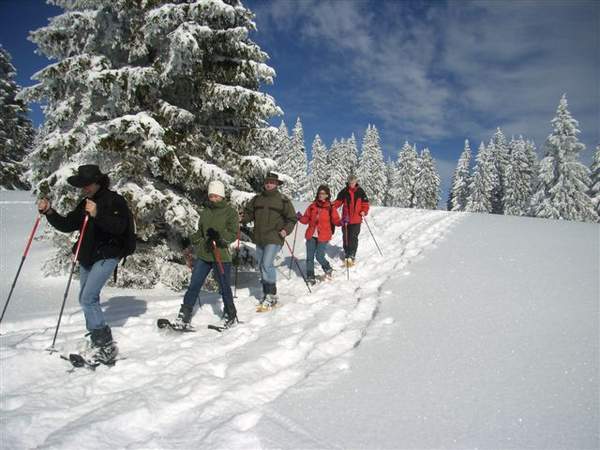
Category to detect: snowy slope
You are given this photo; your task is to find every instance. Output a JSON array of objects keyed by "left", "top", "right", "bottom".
[{"left": 0, "top": 190, "right": 598, "bottom": 449}]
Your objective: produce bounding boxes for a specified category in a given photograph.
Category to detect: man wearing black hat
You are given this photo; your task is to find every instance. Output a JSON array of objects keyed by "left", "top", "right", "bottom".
[
  {"left": 241, "top": 172, "right": 297, "bottom": 311},
  {"left": 37, "top": 164, "right": 130, "bottom": 364}
]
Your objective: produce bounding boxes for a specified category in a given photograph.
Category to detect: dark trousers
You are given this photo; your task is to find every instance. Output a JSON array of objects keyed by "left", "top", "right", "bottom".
[
  {"left": 183, "top": 258, "right": 236, "bottom": 317},
  {"left": 342, "top": 223, "right": 361, "bottom": 259}
]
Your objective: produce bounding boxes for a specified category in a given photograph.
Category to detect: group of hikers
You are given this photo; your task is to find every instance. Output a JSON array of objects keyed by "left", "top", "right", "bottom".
[{"left": 36, "top": 165, "right": 370, "bottom": 365}]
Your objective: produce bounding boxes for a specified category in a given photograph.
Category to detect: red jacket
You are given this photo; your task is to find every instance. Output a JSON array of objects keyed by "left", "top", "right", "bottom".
[
  {"left": 333, "top": 184, "right": 370, "bottom": 225},
  {"left": 299, "top": 200, "right": 341, "bottom": 242}
]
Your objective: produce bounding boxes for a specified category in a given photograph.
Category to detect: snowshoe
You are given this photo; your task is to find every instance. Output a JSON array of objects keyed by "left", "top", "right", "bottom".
[
  {"left": 208, "top": 314, "right": 239, "bottom": 332},
  {"left": 343, "top": 258, "right": 355, "bottom": 268},
  {"left": 157, "top": 318, "right": 196, "bottom": 332},
  {"left": 256, "top": 295, "right": 279, "bottom": 313}
]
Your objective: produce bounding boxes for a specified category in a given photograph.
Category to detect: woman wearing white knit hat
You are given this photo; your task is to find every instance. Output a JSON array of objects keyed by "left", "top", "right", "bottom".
[{"left": 171, "top": 180, "right": 239, "bottom": 330}]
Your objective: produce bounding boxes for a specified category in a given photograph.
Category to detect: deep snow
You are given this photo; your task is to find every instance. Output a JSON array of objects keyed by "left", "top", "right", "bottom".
[{"left": 0, "top": 190, "right": 598, "bottom": 449}]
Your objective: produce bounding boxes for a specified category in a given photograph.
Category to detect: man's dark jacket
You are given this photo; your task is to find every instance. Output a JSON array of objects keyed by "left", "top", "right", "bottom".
[{"left": 46, "top": 188, "right": 129, "bottom": 267}]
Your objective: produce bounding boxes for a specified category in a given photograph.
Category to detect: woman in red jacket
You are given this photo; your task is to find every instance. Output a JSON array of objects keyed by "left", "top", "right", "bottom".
[{"left": 297, "top": 184, "right": 341, "bottom": 284}]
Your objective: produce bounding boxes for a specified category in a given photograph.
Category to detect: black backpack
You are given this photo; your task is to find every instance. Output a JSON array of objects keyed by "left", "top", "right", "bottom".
[
  {"left": 122, "top": 206, "right": 137, "bottom": 258},
  {"left": 113, "top": 196, "right": 136, "bottom": 283}
]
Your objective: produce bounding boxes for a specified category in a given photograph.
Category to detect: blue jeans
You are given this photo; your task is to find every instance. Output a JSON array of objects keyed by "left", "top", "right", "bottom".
[
  {"left": 255, "top": 244, "right": 282, "bottom": 284},
  {"left": 306, "top": 238, "right": 332, "bottom": 277},
  {"left": 183, "top": 258, "right": 236, "bottom": 317},
  {"left": 79, "top": 258, "right": 119, "bottom": 331}
]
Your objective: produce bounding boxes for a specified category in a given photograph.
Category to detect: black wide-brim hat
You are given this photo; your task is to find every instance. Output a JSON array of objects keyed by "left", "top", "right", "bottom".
[
  {"left": 265, "top": 172, "right": 284, "bottom": 185},
  {"left": 67, "top": 164, "right": 106, "bottom": 187}
]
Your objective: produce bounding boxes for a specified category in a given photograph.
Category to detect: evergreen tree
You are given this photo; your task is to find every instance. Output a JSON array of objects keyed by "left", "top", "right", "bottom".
[
  {"left": 504, "top": 137, "right": 535, "bottom": 216},
  {"left": 287, "top": 117, "right": 309, "bottom": 200},
  {"left": 383, "top": 159, "right": 397, "bottom": 207},
  {"left": 393, "top": 142, "right": 419, "bottom": 208},
  {"left": 466, "top": 142, "right": 496, "bottom": 213},
  {"left": 530, "top": 95, "right": 596, "bottom": 222},
  {"left": 328, "top": 138, "right": 346, "bottom": 196},
  {"left": 23, "top": 0, "right": 282, "bottom": 288},
  {"left": 0, "top": 45, "right": 34, "bottom": 190},
  {"left": 490, "top": 128, "right": 510, "bottom": 214},
  {"left": 448, "top": 139, "right": 471, "bottom": 211},
  {"left": 309, "top": 134, "right": 328, "bottom": 192},
  {"left": 271, "top": 120, "right": 289, "bottom": 164},
  {"left": 524, "top": 139, "right": 539, "bottom": 192},
  {"left": 414, "top": 148, "right": 440, "bottom": 210},
  {"left": 590, "top": 145, "right": 600, "bottom": 220},
  {"left": 346, "top": 133, "right": 359, "bottom": 176},
  {"left": 358, "top": 124, "right": 386, "bottom": 206},
  {"left": 330, "top": 137, "right": 355, "bottom": 195}
]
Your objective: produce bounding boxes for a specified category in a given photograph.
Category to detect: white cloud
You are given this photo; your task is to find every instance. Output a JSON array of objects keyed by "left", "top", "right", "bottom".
[{"left": 254, "top": 0, "right": 599, "bottom": 149}]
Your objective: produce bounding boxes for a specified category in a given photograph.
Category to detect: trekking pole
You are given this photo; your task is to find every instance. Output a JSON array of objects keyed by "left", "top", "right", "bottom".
[
  {"left": 0, "top": 215, "right": 42, "bottom": 327},
  {"left": 48, "top": 214, "right": 90, "bottom": 352},
  {"left": 288, "top": 223, "right": 299, "bottom": 278},
  {"left": 211, "top": 241, "right": 225, "bottom": 275},
  {"left": 283, "top": 239, "right": 312, "bottom": 293},
  {"left": 344, "top": 223, "right": 350, "bottom": 281},
  {"left": 233, "top": 225, "right": 241, "bottom": 298},
  {"left": 363, "top": 217, "right": 383, "bottom": 257}
]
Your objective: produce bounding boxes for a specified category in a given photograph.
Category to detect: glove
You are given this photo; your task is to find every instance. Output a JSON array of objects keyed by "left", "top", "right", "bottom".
[
  {"left": 296, "top": 211, "right": 302, "bottom": 220},
  {"left": 206, "top": 228, "right": 220, "bottom": 242},
  {"left": 206, "top": 228, "right": 226, "bottom": 249},
  {"left": 341, "top": 217, "right": 349, "bottom": 226}
]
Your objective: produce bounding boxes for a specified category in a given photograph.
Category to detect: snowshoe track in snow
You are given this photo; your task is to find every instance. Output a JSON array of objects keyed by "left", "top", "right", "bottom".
[{"left": 0, "top": 208, "right": 461, "bottom": 449}]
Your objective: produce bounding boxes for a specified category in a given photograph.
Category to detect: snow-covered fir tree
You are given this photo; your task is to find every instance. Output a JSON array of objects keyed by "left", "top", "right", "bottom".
[
  {"left": 328, "top": 137, "right": 356, "bottom": 196},
  {"left": 383, "top": 159, "right": 397, "bottom": 206},
  {"left": 489, "top": 128, "right": 510, "bottom": 214},
  {"left": 392, "top": 141, "right": 419, "bottom": 208},
  {"left": 524, "top": 139, "right": 539, "bottom": 191},
  {"left": 414, "top": 148, "right": 440, "bottom": 210},
  {"left": 345, "top": 133, "right": 359, "bottom": 176},
  {"left": 448, "top": 139, "right": 472, "bottom": 211},
  {"left": 22, "top": 0, "right": 282, "bottom": 288},
  {"left": 269, "top": 120, "right": 289, "bottom": 164},
  {"left": 328, "top": 138, "right": 346, "bottom": 196},
  {"left": 286, "top": 117, "right": 309, "bottom": 200},
  {"left": 529, "top": 95, "right": 596, "bottom": 222},
  {"left": 358, "top": 124, "right": 386, "bottom": 205},
  {"left": 466, "top": 142, "right": 497, "bottom": 213},
  {"left": 503, "top": 137, "right": 535, "bottom": 216},
  {"left": 590, "top": 145, "right": 600, "bottom": 220},
  {"left": 0, "top": 45, "right": 34, "bottom": 190},
  {"left": 309, "top": 134, "right": 328, "bottom": 192}
]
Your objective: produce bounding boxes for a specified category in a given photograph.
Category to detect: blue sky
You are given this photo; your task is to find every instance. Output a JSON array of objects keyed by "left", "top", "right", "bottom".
[{"left": 1, "top": 0, "right": 599, "bottom": 198}]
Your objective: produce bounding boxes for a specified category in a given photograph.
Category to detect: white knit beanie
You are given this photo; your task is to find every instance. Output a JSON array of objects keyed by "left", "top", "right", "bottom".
[{"left": 208, "top": 180, "right": 225, "bottom": 198}]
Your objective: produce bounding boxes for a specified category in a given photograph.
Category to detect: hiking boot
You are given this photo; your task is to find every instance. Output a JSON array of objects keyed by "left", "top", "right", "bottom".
[
  {"left": 307, "top": 273, "right": 317, "bottom": 285},
  {"left": 221, "top": 312, "right": 239, "bottom": 329},
  {"left": 86, "top": 326, "right": 118, "bottom": 365},
  {"left": 323, "top": 270, "right": 333, "bottom": 281},
  {"left": 173, "top": 304, "right": 193, "bottom": 330},
  {"left": 257, "top": 283, "right": 278, "bottom": 311},
  {"left": 267, "top": 283, "right": 278, "bottom": 305}
]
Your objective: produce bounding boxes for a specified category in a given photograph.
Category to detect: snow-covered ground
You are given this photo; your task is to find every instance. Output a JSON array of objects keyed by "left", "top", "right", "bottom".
[{"left": 0, "top": 190, "right": 598, "bottom": 449}]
